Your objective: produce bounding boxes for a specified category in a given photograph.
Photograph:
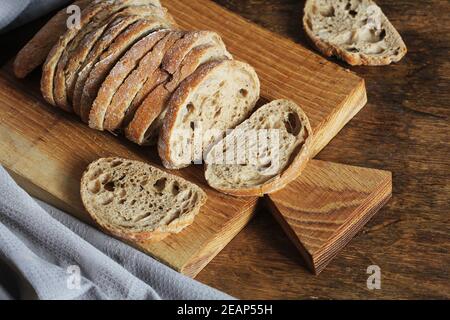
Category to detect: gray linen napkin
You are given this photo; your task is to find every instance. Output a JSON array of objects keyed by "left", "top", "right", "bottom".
[{"left": 0, "top": 166, "right": 233, "bottom": 300}]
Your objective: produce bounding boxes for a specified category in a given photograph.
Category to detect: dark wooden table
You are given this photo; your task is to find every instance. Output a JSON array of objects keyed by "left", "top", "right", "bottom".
[{"left": 1, "top": 0, "right": 449, "bottom": 299}]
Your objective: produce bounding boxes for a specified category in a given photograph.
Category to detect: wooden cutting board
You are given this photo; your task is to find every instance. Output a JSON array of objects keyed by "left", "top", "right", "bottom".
[{"left": 0, "top": 0, "right": 369, "bottom": 277}]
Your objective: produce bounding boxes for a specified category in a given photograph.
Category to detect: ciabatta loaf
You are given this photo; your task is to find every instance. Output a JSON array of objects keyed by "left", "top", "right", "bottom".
[
  {"left": 158, "top": 60, "right": 260, "bottom": 169},
  {"left": 81, "top": 157, "right": 207, "bottom": 242},
  {"left": 205, "top": 100, "right": 313, "bottom": 197},
  {"left": 303, "top": 0, "right": 407, "bottom": 65},
  {"left": 13, "top": 0, "right": 91, "bottom": 79}
]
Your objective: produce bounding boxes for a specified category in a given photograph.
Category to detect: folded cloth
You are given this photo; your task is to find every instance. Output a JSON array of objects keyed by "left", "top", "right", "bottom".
[
  {"left": 0, "top": 167, "right": 233, "bottom": 300},
  {"left": 0, "top": 0, "right": 71, "bottom": 33}
]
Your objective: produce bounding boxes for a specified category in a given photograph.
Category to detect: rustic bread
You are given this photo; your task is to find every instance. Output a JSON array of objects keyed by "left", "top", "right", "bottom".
[
  {"left": 103, "top": 31, "right": 184, "bottom": 132},
  {"left": 87, "top": 29, "right": 173, "bottom": 130},
  {"left": 125, "top": 36, "right": 232, "bottom": 145},
  {"left": 158, "top": 60, "right": 260, "bottom": 169},
  {"left": 41, "top": 0, "right": 158, "bottom": 107},
  {"left": 13, "top": 0, "right": 91, "bottom": 79},
  {"left": 71, "top": 16, "right": 160, "bottom": 116},
  {"left": 81, "top": 157, "right": 207, "bottom": 242},
  {"left": 54, "top": 5, "right": 173, "bottom": 110},
  {"left": 78, "top": 19, "right": 171, "bottom": 123},
  {"left": 205, "top": 99, "right": 313, "bottom": 197},
  {"left": 303, "top": 0, "right": 407, "bottom": 65}
]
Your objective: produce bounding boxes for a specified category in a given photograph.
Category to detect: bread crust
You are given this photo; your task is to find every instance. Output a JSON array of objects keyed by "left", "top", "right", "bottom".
[
  {"left": 205, "top": 100, "right": 314, "bottom": 197},
  {"left": 72, "top": 16, "right": 152, "bottom": 116},
  {"left": 103, "top": 31, "right": 184, "bottom": 132},
  {"left": 79, "top": 19, "right": 170, "bottom": 123},
  {"left": 80, "top": 157, "right": 207, "bottom": 242},
  {"left": 13, "top": 0, "right": 91, "bottom": 79},
  {"left": 303, "top": 0, "right": 407, "bottom": 66},
  {"left": 41, "top": 0, "right": 112, "bottom": 106},
  {"left": 88, "top": 29, "right": 171, "bottom": 130},
  {"left": 55, "top": 5, "right": 173, "bottom": 111}
]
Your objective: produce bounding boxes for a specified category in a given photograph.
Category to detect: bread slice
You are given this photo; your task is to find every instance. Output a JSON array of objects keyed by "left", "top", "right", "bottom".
[
  {"left": 54, "top": 5, "right": 174, "bottom": 110},
  {"left": 158, "top": 60, "right": 260, "bottom": 169},
  {"left": 41, "top": 0, "right": 159, "bottom": 107},
  {"left": 13, "top": 0, "right": 91, "bottom": 79},
  {"left": 87, "top": 29, "right": 174, "bottom": 130},
  {"left": 78, "top": 19, "right": 171, "bottom": 123},
  {"left": 81, "top": 157, "right": 207, "bottom": 242},
  {"left": 103, "top": 31, "right": 185, "bottom": 132},
  {"left": 71, "top": 16, "right": 162, "bottom": 117},
  {"left": 303, "top": 0, "right": 407, "bottom": 66},
  {"left": 205, "top": 99, "right": 313, "bottom": 197},
  {"left": 125, "top": 36, "right": 232, "bottom": 145}
]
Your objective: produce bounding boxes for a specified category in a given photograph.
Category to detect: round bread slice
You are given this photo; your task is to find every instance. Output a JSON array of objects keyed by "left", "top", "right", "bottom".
[
  {"left": 79, "top": 19, "right": 171, "bottom": 123},
  {"left": 81, "top": 157, "right": 207, "bottom": 242},
  {"left": 103, "top": 31, "right": 184, "bottom": 132},
  {"left": 54, "top": 5, "right": 174, "bottom": 110},
  {"left": 41, "top": 0, "right": 160, "bottom": 107},
  {"left": 205, "top": 99, "right": 313, "bottom": 197},
  {"left": 303, "top": 0, "right": 407, "bottom": 66},
  {"left": 158, "top": 60, "right": 260, "bottom": 169},
  {"left": 13, "top": 0, "right": 91, "bottom": 79},
  {"left": 125, "top": 41, "right": 232, "bottom": 145},
  {"left": 87, "top": 29, "right": 173, "bottom": 130}
]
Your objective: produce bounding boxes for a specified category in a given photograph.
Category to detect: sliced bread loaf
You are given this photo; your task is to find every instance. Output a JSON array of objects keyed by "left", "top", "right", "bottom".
[
  {"left": 303, "top": 0, "right": 407, "bottom": 65},
  {"left": 78, "top": 19, "right": 171, "bottom": 123},
  {"left": 71, "top": 14, "right": 165, "bottom": 116},
  {"left": 125, "top": 39, "right": 232, "bottom": 145},
  {"left": 41, "top": 0, "right": 158, "bottom": 107},
  {"left": 81, "top": 157, "right": 207, "bottom": 242},
  {"left": 158, "top": 60, "right": 260, "bottom": 169},
  {"left": 13, "top": 0, "right": 91, "bottom": 79},
  {"left": 54, "top": 5, "right": 174, "bottom": 110},
  {"left": 103, "top": 31, "right": 185, "bottom": 132},
  {"left": 205, "top": 99, "right": 313, "bottom": 197},
  {"left": 87, "top": 29, "right": 173, "bottom": 130}
]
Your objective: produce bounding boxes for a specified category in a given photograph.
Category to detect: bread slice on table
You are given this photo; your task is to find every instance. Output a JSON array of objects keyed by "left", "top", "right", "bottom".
[
  {"left": 54, "top": 5, "right": 175, "bottom": 111},
  {"left": 103, "top": 31, "right": 185, "bottom": 132},
  {"left": 158, "top": 60, "right": 260, "bottom": 170},
  {"left": 13, "top": 0, "right": 91, "bottom": 79},
  {"left": 87, "top": 29, "right": 174, "bottom": 130},
  {"left": 125, "top": 32, "right": 232, "bottom": 145},
  {"left": 303, "top": 0, "right": 407, "bottom": 66},
  {"left": 205, "top": 99, "right": 313, "bottom": 197},
  {"left": 41, "top": 0, "right": 159, "bottom": 107},
  {"left": 81, "top": 157, "right": 207, "bottom": 242},
  {"left": 78, "top": 19, "right": 172, "bottom": 123}
]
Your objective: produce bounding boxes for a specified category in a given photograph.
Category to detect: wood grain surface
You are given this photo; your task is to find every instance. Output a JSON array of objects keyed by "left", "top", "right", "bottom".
[
  {"left": 0, "top": 0, "right": 448, "bottom": 299},
  {"left": 268, "top": 161, "right": 392, "bottom": 275},
  {"left": 0, "top": 0, "right": 369, "bottom": 279}
]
